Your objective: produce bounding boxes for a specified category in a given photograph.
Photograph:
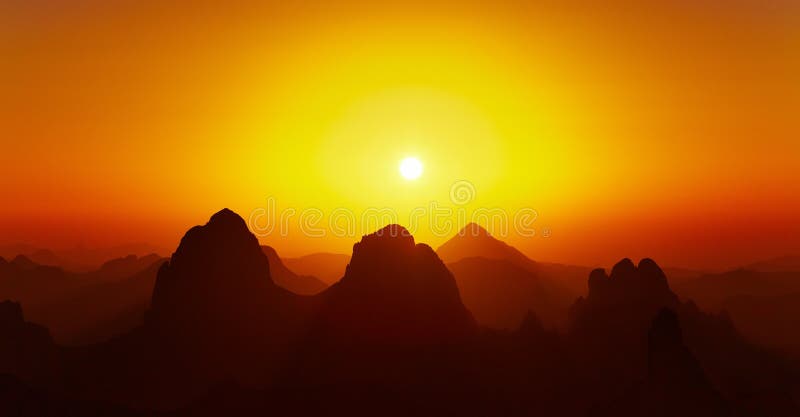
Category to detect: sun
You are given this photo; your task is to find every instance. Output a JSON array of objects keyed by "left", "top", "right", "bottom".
[{"left": 399, "top": 157, "right": 423, "bottom": 180}]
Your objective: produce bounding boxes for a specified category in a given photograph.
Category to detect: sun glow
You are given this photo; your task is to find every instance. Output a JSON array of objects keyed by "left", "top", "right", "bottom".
[{"left": 399, "top": 157, "right": 423, "bottom": 180}]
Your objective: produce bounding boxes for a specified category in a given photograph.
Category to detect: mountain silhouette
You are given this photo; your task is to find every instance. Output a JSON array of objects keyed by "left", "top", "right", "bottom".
[
  {"left": 672, "top": 268, "right": 800, "bottom": 311},
  {"left": 0, "top": 301, "right": 59, "bottom": 384},
  {"left": 743, "top": 255, "right": 800, "bottom": 273},
  {"left": 10, "top": 255, "right": 39, "bottom": 270},
  {"left": 448, "top": 256, "right": 559, "bottom": 329},
  {"left": 315, "top": 224, "right": 476, "bottom": 345},
  {"left": 570, "top": 258, "right": 798, "bottom": 414},
  {"left": 672, "top": 267, "right": 800, "bottom": 356},
  {"left": 440, "top": 223, "right": 576, "bottom": 329},
  {"left": 437, "top": 222, "right": 534, "bottom": 266},
  {"left": 149, "top": 208, "right": 282, "bottom": 328},
  {"left": 87, "top": 253, "right": 164, "bottom": 281},
  {"left": 282, "top": 252, "right": 350, "bottom": 285},
  {"left": 0, "top": 243, "right": 168, "bottom": 272},
  {"left": 0, "top": 252, "right": 165, "bottom": 345},
  {"left": 261, "top": 246, "right": 327, "bottom": 295},
  {"left": 591, "top": 308, "right": 733, "bottom": 417},
  {"left": 2, "top": 209, "right": 798, "bottom": 416}
]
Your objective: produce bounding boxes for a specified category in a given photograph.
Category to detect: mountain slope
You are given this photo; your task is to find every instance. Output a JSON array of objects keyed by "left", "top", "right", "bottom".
[
  {"left": 437, "top": 223, "right": 534, "bottom": 266},
  {"left": 282, "top": 252, "right": 350, "bottom": 285},
  {"left": 316, "top": 224, "right": 476, "bottom": 345},
  {"left": 261, "top": 246, "right": 327, "bottom": 295},
  {"left": 439, "top": 224, "right": 577, "bottom": 329}
]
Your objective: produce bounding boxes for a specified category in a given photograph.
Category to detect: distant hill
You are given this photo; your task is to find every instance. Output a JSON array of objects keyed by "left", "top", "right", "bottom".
[
  {"left": 0, "top": 254, "right": 166, "bottom": 344},
  {"left": 282, "top": 252, "right": 350, "bottom": 285},
  {"left": 261, "top": 246, "right": 328, "bottom": 295},
  {"left": 437, "top": 222, "right": 534, "bottom": 266},
  {"left": 438, "top": 224, "right": 577, "bottom": 329},
  {"left": 0, "top": 243, "right": 168, "bottom": 272},
  {"left": 672, "top": 268, "right": 800, "bottom": 311},
  {"left": 448, "top": 256, "right": 560, "bottom": 329},
  {"left": 721, "top": 292, "right": 800, "bottom": 358},
  {"left": 743, "top": 255, "right": 800, "bottom": 273},
  {"left": 671, "top": 267, "right": 800, "bottom": 357}
]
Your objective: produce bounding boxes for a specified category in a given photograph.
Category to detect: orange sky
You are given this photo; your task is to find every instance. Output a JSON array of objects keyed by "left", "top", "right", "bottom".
[{"left": 1, "top": 1, "right": 799, "bottom": 269}]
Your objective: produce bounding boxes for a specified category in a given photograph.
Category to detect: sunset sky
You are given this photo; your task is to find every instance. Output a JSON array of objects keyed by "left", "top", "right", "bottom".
[{"left": 2, "top": 1, "right": 799, "bottom": 269}]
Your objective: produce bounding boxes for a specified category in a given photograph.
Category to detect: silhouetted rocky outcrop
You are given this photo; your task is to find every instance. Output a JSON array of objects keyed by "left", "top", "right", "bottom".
[
  {"left": 316, "top": 224, "right": 476, "bottom": 345},
  {"left": 149, "top": 208, "right": 286, "bottom": 330},
  {"left": 2, "top": 210, "right": 798, "bottom": 416},
  {"left": 570, "top": 258, "right": 799, "bottom": 415},
  {"left": 591, "top": 308, "right": 733, "bottom": 417},
  {"left": 0, "top": 301, "right": 59, "bottom": 384}
]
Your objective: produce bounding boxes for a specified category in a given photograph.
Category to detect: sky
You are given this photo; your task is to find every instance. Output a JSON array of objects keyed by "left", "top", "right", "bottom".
[{"left": 1, "top": 1, "right": 799, "bottom": 269}]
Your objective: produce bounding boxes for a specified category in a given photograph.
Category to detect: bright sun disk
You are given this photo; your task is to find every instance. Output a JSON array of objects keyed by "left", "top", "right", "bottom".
[{"left": 399, "top": 157, "right": 423, "bottom": 180}]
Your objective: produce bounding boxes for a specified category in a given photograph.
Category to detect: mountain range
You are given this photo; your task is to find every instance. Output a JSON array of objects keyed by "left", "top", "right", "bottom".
[{"left": 0, "top": 208, "right": 798, "bottom": 416}]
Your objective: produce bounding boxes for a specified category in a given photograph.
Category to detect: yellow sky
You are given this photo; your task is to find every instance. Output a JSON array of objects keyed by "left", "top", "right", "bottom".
[{"left": 2, "top": 1, "right": 799, "bottom": 268}]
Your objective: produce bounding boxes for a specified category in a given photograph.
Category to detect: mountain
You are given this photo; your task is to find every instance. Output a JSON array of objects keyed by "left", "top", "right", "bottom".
[
  {"left": 592, "top": 308, "right": 732, "bottom": 417},
  {"left": 261, "top": 246, "right": 327, "bottom": 295},
  {"left": 0, "top": 253, "right": 166, "bottom": 344},
  {"left": 2, "top": 209, "right": 797, "bottom": 416},
  {"left": 672, "top": 268, "right": 800, "bottom": 311},
  {"left": 448, "top": 256, "right": 563, "bottom": 329},
  {"left": 720, "top": 292, "right": 800, "bottom": 358},
  {"left": 437, "top": 222, "right": 534, "bottom": 266},
  {"left": 50, "top": 258, "right": 167, "bottom": 345},
  {"left": 85, "top": 253, "right": 164, "bottom": 282},
  {"left": 744, "top": 255, "right": 800, "bottom": 273},
  {"left": 0, "top": 301, "right": 59, "bottom": 384},
  {"left": 671, "top": 268, "right": 800, "bottom": 356},
  {"left": 10, "top": 255, "right": 39, "bottom": 270},
  {"left": 0, "top": 243, "right": 168, "bottom": 272},
  {"left": 148, "top": 208, "right": 301, "bottom": 333},
  {"left": 316, "top": 224, "right": 476, "bottom": 345},
  {"left": 282, "top": 252, "right": 350, "bottom": 285},
  {"left": 439, "top": 224, "right": 577, "bottom": 329},
  {"left": 569, "top": 258, "right": 798, "bottom": 414}
]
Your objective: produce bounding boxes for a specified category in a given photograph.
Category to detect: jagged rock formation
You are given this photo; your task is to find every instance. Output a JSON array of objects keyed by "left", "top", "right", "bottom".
[
  {"left": 316, "top": 224, "right": 476, "bottom": 345},
  {"left": 570, "top": 258, "right": 798, "bottom": 415},
  {"left": 148, "top": 208, "right": 285, "bottom": 331},
  {"left": 591, "top": 308, "right": 733, "bottom": 417}
]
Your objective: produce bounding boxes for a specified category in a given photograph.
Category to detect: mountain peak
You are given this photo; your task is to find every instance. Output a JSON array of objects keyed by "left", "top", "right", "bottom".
[
  {"left": 208, "top": 207, "right": 246, "bottom": 226},
  {"left": 149, "top": 209, "right": 276, "bottom": 327},
  {"left": 588, "top": 258, "right": 673, "bottom": 300},
  {"left": 437, "top": 224, "right": 534, "bottom": 266},
  {"left": 320, "top": 225, "right": 476, "bottom": 344},
  {"left": 10, "top": 255, "right": 37, "bottom": 270},
  {"left": 457, "top": 222, "right": 491, "bottom": 237},
  {"left": 362, "top": 224, "right": 414, "bottom": 244},
  {"left": 610, "top": 258, "right": 636, "bottom": 278}
]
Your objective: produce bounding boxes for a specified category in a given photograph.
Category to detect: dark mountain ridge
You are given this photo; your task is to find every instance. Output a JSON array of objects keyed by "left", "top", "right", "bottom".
[{"left": 0, "top": 209, "right": 797, "bottom": 416}]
